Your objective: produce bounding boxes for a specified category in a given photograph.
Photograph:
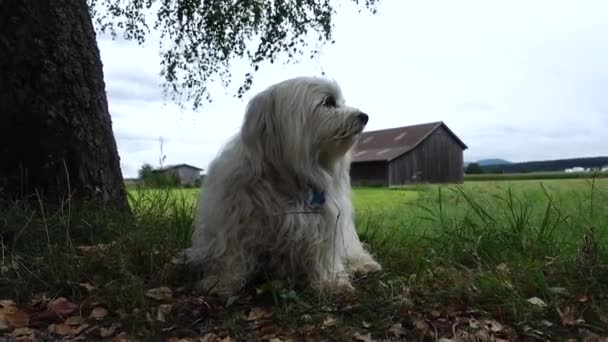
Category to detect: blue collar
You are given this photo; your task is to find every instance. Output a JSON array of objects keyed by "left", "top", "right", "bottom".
[{"left": 305, "top": 190, "right": 326, "bottom": 209}]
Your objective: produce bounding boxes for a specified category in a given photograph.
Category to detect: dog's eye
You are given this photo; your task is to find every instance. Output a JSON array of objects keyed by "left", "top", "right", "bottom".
[{"left": 322, "top": 95, "right": 337, "bottom": 108}]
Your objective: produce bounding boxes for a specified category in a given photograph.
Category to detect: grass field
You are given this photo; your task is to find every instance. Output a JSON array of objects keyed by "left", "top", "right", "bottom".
[{"left": 1, "top": 177, "right": 607, "bottom": 340}]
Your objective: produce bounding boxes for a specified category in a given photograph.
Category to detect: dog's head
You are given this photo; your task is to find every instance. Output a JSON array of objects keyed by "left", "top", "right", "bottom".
[{"left": 241, "top": 77, "right": 368, "bottom": 167}]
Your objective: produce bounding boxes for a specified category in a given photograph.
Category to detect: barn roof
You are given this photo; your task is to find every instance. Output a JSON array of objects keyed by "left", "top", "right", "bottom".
[
  {"left": 353, "top": 121, "right": 468, "bottom": 163},
  {"left": 154, "top": 163, "right": 204, "bottom": 171}
]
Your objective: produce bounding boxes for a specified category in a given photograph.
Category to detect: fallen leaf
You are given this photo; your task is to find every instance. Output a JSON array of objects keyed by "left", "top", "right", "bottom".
[
  {"left": 115, "top": 331, "right": 134, "bottom": 342},
  {"left": 12, "top": 327, "right": 34, "bottom": 338},
  {"left": 557, "top": 306, "right": 585, "bottom": 326},
  {"left": 46, "top": 297, "right": 78, "bottom": 319},
  {"left": 430, "top": 310, "right": 441, "bottom": 318},
  {"left": 469, "top": 318, "right": 481, "bottom": 329},
  {"left": 483, "top": 319, "right": 503, "bottom": 332},
  {"left": 219, "top": 337, "right": 233, "bottom": 342},
  {"left": 145, "top": 287, "right": 173, "bottom": 301},
  {"left": 575, "top": 295, "right": 589, "bottom": 303},
  {"left": 6, "top": 309, "right": 30, "bottom": 328},
  {"left": 527, "top": 297, "right": 547, "bottom": 307},
  {"left": 362, "top": 321, "right": 372, "bottom": 328},
  {"left": 388, "top": 323, "right": 407, "bottom": 338},
  {"left": 64, "top": 316, "right": 83, "bottom": 326},
  {"left": 99, "top": 324, "right": 119, "bottom": 338},
  {"left": 72, "top": 323, "right": 90, "bottom": 335},
  {"left": 247, "top": 307, "right": 271, "bottom": 321},
  {"left": 80, "top": 282, "right": 96, "bottom": 292},
  {"left": 353, "top": 331, "right": 372, "bottom": 342},
  {"left": 413, "top": 319, "right": 429, "bottom": 331},
  {"left": 49, "top": 323, "right": 73, "bottom": 336},
  {"left": 323, "top": 315, "right": 337, "bottom": 327},
  {"left": 0, "top": 318, "right": 9, "bottom": 332},
  {"left": 89, "top": 307, "right": 109, "bottom": 320},
  {"left": 156, "top": 304, "right": 173, "bottom": 322},
  {"left": 200, "top": 332, "right": 219, "bottom": 342}
]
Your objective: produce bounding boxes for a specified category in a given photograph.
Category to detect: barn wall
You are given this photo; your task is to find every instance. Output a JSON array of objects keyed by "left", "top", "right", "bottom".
[
  {"left": 177, "top": 167, "right": 202, "bottom": 186},
  {"left": 350, "top": 161, "right": 388, "bottom": 186},
  {"left": 389, "top": 126, "right": 464, "bottom": 185}
]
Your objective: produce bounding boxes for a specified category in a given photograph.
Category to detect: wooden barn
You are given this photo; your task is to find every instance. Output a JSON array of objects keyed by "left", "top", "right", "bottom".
[{"left": 350, "top": 121, "right": 468, "bottom": 186}]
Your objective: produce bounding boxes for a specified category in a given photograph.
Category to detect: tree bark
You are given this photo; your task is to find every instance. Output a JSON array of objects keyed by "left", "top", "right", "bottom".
[{"left": 0, "top": 0, "right": 128, "bottom": 209}]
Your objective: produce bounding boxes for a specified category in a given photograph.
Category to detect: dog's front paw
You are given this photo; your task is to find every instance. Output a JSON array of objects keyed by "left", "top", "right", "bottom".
[
  {"left": 346, "top": 256, "right": 382, "bottom": 276},
  {"left": 316, "top": 276, "right": 355, "bottom": 295}
]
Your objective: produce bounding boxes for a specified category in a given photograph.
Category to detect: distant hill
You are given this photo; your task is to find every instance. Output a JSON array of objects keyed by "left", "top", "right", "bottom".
[
  {"left": 481, "top": 156, "right": 608, "bottom": 174},
  {"left": 477, "top": 159, "right": 512, "bottom": 166},
  {"left": 464, "top": 158, "right": 512, "bottom": 167}
]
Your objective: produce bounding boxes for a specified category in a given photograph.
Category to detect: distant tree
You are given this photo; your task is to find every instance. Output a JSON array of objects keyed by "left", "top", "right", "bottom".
[
  {"left": 1, "top": 0, "right": 380, "bottom": 209},
  {"left": 138, "top": 163, "right": 154, "bottom": 180},
  {"left": 465, "top": 163, "right": 484, "bottom": 174}
]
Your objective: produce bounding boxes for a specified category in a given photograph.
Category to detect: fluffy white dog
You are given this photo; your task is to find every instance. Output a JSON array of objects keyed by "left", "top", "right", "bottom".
[{"left": 177, "top": 76, "right": 381, "bottom": 296}]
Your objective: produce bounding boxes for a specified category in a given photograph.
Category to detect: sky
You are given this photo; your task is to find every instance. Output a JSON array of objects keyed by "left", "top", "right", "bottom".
[{"left": 97, "top": 0, "right": 608, "bottom": 178}]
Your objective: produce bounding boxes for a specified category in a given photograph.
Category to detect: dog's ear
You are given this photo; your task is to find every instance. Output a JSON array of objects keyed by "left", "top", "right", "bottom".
[{"left": 241, "top": 90, "right": 277, "bottom": 157}]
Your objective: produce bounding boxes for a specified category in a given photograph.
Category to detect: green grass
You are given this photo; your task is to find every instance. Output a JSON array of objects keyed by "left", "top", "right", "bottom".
[{"left": 1, "top": 178, "right": 607, "bottom": 340}]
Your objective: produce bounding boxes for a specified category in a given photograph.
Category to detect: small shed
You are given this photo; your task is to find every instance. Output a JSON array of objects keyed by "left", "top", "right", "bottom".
[
  {"left": 154, "top": 164, "right": 204, "bottom": 187},
  {"left": 351, "top": 121, "right": 468, "bottom": 186}
]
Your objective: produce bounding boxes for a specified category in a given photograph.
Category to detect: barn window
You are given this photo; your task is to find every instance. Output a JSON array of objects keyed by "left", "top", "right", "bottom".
[{"left": 394, "top": 132, "right": 407, "bottom": 141}]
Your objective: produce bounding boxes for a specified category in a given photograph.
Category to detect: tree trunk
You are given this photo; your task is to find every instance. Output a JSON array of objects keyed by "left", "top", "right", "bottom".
[{"left": 0, "top": 0, "right": 128, "bottom": 209}]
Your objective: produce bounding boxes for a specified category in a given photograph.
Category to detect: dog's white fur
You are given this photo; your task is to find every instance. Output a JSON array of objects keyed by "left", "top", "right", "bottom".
[{"left": 177, "top": 76, "right": 381, "bottom": 296}]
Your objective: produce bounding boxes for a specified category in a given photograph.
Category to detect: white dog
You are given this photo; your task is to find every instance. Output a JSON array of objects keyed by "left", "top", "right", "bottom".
[{"left": 177, "top": 76, "right": 381, "bottom": 296}]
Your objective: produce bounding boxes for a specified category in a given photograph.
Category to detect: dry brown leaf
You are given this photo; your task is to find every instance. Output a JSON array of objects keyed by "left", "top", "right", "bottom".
[
  {"left": 430, "top": 310, "right": 441, "bottom": 318},
  {"left": 7, "top": 309, "right": 30, "bottom": 328},
  {"left": 145, "top": 287, "right": 173, "bottom": 301},
  {"left": 353, "top": 332, "right": 373, "bottom": 342},
  {"left": 80, "top": 282, "right": 96, "bottom": 292},
  {"left": 12, "top": 327, "right": 34, "bottom": 338},
  {"left": 413, "top": 319, "right": 429, "bottom": 331},
  {"left": 200, "top": 332, "right": 219, "bottom": 342},
  {"left": 247, "top": 307, "right": 271, "bottom": 321},
  {"left": 89, "top": 307, "right": 109, "bottom": 320},
  {"left": 115, "top": 331, "right": 134, "bottom": 342},
  {"left": 72, "top": 323, "right": 89, "bottom": 335},
  {"left": 46, "top": 297, "right": 78, "bottom": 319},
  {"left": 557, "top": 306, "right": 585, "bottom": 326},
  {"left": 322, "top": 315, "right": 337, "bottom": 327},
  {"left": 64, "top": 316, "right": 83, "bottom": 326},
  {"left": 49, "top": 323, "right": 72, "bottom": 336},
  {"left": 219, "top": 337, "right": 233, "bottom": 342},
  {"left": 0, "top": 317, "right": 10, "bottom": 332},
  {"left": 388, "top": 323, "right": 407, "bottom": 338},
  {"left": 468, "top": 318, "right": 481, "bottom": 329},
  {"left": 156, "top": 304, "right": 173, "bottom": 322},
  {"left": 483, "top": 319, "right": 503, "bottom": 332},
  {"left": 99, "top": 324, "right": 119, "bottom": 338}
]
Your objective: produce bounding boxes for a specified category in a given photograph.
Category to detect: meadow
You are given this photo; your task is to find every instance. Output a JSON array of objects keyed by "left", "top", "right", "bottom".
[{"left": 1, "top": 177, "right": 607, "bottom": 340}]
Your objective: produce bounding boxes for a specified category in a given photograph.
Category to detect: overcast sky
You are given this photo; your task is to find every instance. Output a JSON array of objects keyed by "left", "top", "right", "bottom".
[{"left": 97, "top": 0, "right": 608, "bottom": 178}]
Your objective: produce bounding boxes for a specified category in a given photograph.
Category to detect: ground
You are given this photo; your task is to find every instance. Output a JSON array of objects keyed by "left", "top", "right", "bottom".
[{"left": 1, "top": 177, "right": 607, "bottom": 341}]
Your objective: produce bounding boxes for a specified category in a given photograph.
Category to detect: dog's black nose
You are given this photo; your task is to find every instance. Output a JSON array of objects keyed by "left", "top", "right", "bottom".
[{"left": 357, "top": 113, "right": 369, "bottom": 125}]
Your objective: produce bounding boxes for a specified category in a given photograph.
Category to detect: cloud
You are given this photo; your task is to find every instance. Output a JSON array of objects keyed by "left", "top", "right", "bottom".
[{"left": 97, "top": 0, "right": 608, "bottom": 177}]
